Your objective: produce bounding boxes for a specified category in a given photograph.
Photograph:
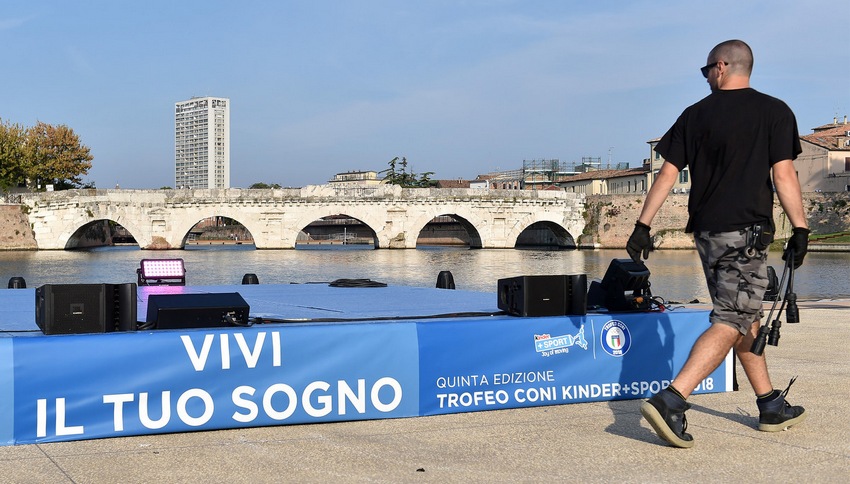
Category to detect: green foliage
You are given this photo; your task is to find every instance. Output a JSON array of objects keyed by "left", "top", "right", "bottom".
[
  {"left": 582, "top": 201, "right": 602, "bottom": 236},
  {"left": 0, "top": 118, "right": 93, "bottom": 191},
  {"left": 809, "top": 231, "right": 850, "bottom": 244},
  {"left": 26, "top": 121, "right": 93, "bottom": 189},
  {"left": 0, "top": 120, "right": 28, "bottom": 190},
  {"left": 380, "top": 157, "right": 437, "bottom": 188},
  {"left": 249, "top": 182, "right": 282, "bottom": 189}
]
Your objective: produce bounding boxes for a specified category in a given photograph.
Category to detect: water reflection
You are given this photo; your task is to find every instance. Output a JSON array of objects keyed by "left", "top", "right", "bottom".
[{"left": 0, "top": 246, "right": 847, "bottom": 302}]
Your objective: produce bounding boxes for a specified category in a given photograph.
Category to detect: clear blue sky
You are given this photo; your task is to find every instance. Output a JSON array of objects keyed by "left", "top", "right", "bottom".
[{"left": 2, "top": 1, "right": 847, "bottom": 189}]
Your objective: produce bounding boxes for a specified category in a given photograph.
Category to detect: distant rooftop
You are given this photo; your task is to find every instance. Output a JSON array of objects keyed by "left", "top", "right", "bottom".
[
  {"left": 434, "top": 179, "right": 471, "bottom": 189},
  {"left": 801, "top": 116, "right": 850, "bottom": 151}
]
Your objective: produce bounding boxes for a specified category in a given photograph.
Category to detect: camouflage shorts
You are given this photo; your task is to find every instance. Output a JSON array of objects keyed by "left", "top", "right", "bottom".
[{"left": 694, "top": 229, "right": 768, "bottom": 335}]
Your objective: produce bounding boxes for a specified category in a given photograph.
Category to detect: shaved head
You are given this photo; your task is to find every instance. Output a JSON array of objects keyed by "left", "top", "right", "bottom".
[{"left": 708, "top": 40, "right": 753, "bottom": 76}]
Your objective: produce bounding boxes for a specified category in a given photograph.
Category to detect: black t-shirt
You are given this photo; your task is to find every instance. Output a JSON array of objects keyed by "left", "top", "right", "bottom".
[{"left": 655, "top": 88, "right": 801, "bottom": 232}]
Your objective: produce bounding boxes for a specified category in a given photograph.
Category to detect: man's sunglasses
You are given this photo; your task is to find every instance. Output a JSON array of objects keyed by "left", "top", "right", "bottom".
[{"left": 700, "top": 61, "right": 728, "bottom": 78}]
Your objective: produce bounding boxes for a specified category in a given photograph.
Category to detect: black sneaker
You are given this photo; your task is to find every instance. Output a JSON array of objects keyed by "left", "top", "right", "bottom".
[
  {"left": 641, "top": 387, "right": 694, "bottom": 448},
  {"left": 757, "top": 377, "right": 807, "bottom": 432}
]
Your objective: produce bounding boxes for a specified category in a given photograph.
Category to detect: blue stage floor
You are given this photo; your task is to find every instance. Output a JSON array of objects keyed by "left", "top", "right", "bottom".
[
  {"left": 1, "top": 283, "right": 499, "bottom": 334},
  {"left": 0, "top": 283, "right": 732, "bottom": 445}
]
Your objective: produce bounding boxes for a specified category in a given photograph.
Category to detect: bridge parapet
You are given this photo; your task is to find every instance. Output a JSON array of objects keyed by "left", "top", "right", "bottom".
[{"left": 20, "top": 187, "right": 586, "bottom": 250}]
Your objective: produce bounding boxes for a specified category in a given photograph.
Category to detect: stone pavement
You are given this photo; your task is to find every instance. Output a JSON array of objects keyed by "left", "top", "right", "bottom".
[{"left": 1, "top": 301, "right": 847, "bottom": 483}]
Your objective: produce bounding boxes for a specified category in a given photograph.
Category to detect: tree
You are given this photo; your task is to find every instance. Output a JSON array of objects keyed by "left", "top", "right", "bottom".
[
  {"left": 249, "top": 182, "right": 282, "bottom": 189},
  {"left": 380, "top": 157, "right": 436, "bottom": 188},
  {"left": 0, "top": 119, "right": 28, "bottom": 190},
  {"left": 381, "top": 157, "right": 400, "bottom": 185},
  {"left": 24, "top": 121, "right": 93, "bottom": 190},
  {"left": 417, "top": 171, "right": 436, "bottom": 188}
]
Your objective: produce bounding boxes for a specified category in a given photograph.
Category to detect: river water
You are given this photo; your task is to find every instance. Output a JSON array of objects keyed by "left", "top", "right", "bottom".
[{"left": 1, "top": 245, "right": 848, "bottom": 302}]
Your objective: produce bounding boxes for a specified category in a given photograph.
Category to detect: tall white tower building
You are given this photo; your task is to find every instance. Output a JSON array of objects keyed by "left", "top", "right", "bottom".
[{"left": 174, "top": 96, "right": 230, "bottom": 189}]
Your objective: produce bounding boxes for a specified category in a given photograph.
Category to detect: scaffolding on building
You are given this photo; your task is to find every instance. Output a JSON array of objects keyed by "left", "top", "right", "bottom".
[
  {"left": 523, "top": 159, "right": 559, "bottom": 188},
  {"left": 482, "top": 157, "right": 636, "bottom": 190}
]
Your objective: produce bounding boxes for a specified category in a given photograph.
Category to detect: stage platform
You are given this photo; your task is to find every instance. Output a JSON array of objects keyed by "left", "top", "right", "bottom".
[{"left": 0, "top": 283, "right": 733, "bottom": 446}]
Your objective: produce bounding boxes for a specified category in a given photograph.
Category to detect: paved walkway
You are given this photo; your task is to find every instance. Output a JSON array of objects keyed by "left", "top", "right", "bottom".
[{"left": 1, "top": 301, "right": 847, "bottom": 483}]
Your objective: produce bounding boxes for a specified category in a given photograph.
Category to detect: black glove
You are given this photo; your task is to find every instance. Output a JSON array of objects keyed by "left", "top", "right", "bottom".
[
  {"left": 626, "top": 221, "right": 652, "bottom": 262},
  {"left": 782, "top": 227, "right": 809, "bottom": 269}
]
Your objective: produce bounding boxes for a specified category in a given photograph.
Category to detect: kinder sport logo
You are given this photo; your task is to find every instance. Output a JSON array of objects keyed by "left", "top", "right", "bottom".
[
  {"left": 600, "top": 320, "right": 631, "bottom": 357},
  {"left": 533, "top": 326, "right": 588, "bottom": 356}
]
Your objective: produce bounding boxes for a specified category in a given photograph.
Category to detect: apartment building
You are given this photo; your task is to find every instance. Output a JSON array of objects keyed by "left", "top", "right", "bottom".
[{"left": 175, "top": 97, "right": 230, "bottom": 189}]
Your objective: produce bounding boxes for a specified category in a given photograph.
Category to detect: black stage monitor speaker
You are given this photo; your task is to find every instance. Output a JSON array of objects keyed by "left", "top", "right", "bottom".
[
  {"left": 35, "top": 283, "right": 138, "bottom": 335},
  {"left": 601, "top": 259, "right": 650, "bottom": 293},
  {"left": 498, "top": 274, "right": 587, "bottom": 317},
  {"left": 598, "top": 259, "right": 652, "bottom": 312},
  {"left": 565, "top": 274, "right": 588, "bottom": 316},
  {"left": 146, "top": 292, "right": 250, "bottom": 329}
]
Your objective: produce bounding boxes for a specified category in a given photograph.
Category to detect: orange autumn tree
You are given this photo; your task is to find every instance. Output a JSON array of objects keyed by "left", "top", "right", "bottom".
[{"left": 24, "top": 121, "right": 94, "bottom": 190}]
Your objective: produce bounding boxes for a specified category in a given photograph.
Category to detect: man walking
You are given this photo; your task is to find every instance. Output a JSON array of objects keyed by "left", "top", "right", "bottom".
[{"left": 627, "top": 39, "right": 810, "bottom": 448}]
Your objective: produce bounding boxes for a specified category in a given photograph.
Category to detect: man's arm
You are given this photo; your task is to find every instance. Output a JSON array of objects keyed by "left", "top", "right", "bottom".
[
  {"left": 773, "top": 158, "right": 810, "bottom": 268},
  {"left": 772, "top": 159, "right": 808, "bottom": 229},
  {"left": 637, "top": 161, "right": 679, "bottom": 226},
  {"left": 626, "top": 161, "right": 680, "bottom": 262}
]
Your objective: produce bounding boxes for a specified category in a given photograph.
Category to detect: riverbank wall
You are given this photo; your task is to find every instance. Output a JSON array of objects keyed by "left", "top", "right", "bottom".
[
  {"left": 584, "top": 192, "right": 850, "bottom": 249},
  {"left": 3, "top": 192, "right": 848, "bottom": 250},
  {"left": 0, "top": 204, "right": 37, "bottom": 250}
]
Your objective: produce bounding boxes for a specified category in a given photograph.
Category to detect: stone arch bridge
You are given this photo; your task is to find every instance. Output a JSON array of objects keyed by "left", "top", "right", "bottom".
[{"left": 20, "top": 186, "right": 587, "bottom": 250}]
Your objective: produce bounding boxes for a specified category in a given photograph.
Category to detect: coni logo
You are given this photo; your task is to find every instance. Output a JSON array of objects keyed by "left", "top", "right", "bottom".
[{"left": 600, "top": 320, "right": 631, "bottom": 357}]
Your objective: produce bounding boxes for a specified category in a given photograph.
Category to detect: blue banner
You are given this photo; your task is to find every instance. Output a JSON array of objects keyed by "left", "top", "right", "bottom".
[
  {"left": 0, "top": 339, "right": 14, "bottom": 446},
  {"left": 12, "top": 323, "right": 420, "bottom": 444},
  {"left": 5, "top": 307, "right": 728, "bottom": 445},
  {"left": 417, "top": 310, "right": 729, "bottom": 415}
]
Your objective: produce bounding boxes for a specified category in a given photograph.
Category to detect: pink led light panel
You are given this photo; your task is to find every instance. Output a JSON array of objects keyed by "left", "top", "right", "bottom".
[{"left": 140, "top": 259, "right": 185, "bottom": 278}]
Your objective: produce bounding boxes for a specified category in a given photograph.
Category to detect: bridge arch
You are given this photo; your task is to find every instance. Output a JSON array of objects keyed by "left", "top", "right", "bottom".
[
  {"left": 514, "top": 221, "right": 577, "bottom": 249},
  {"left": 505, "top": 214, "right": 578, "bottom": 249},
  {"left": 409, "top": 211, "right": 484, "bottom": 249},
  {"left": 56, "top": 210, "right": 147, "bottom": 251},
  {"left": 286, "top": 205, "right": 385, "bottom": 249},
  {"left": 63, "top": 220, "right": 115, "bottom": 249},
  {"left": 295, "top": 213, "right": 379, "bottom": 248},
  {"left": 181, "top": 216, "right": 255, "bottom": 247},
  {"left": 171, "top": 208, "right": 266, "bottom": 249}
]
